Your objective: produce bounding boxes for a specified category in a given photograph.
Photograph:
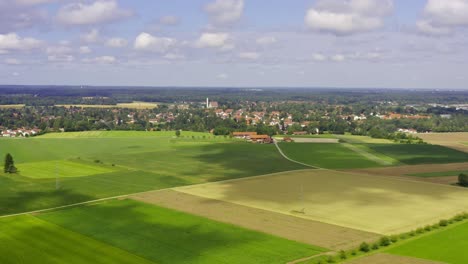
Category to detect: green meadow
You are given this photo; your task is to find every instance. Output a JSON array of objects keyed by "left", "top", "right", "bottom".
[
  {"left": 37, "top": 199, "right": 324, "bottom": 264},
  {"left": 278, "top": 143, "right": 385, "bottom": 169},
  {"left": 0, "top": 215, "right": 154, "bottom": 264},
  {"left": 387, "top": 221, "right": 468, "bottom": 264},
  {"left": 0, "top": 133, "right": 305, "bottom": 215}
]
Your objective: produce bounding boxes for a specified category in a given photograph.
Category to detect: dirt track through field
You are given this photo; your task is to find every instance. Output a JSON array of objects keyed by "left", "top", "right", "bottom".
[
  {"left": 345, "top": 253, "right": 445, "bottom": 264},
  {"left": 131, "top": 189, "right": 380, "bottom": 250}
]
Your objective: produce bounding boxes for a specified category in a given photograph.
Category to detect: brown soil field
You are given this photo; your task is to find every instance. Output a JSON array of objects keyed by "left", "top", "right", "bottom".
[
  {"left": 131, "top": 189, "right": 379, "bottom": 250},
  {"left": 347, "top": 162, "right": 468, "bottom": 185},
  {"left": 174, "top": 170, "right": 468, "bottom": 235},
  {"left": 418, "top": 133, "right": 468, "bottom": 153},
  {"left": 345, "top": 253, "right": 445, "bottom": 264}
]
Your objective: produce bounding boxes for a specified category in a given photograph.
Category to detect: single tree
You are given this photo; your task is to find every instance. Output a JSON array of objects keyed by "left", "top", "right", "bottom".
[
  {"left": 458, "top": 173, "right": 468, "bottom": 187},
  {"left": 175, "top": 130, "right": 181, "bottom": 137},
  {"left": 4, "top": 153, "right": 17, "bottom": 173}
]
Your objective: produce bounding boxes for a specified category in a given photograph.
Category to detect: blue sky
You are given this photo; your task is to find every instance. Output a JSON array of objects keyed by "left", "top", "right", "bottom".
[{"left": 0, "top": 0, "right": 467, "bottom": 89}]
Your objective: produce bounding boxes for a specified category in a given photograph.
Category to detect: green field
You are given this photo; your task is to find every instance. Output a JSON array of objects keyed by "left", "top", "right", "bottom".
[
  {"left": 0, "top": 215, "right": 154, "bottom": 264},
  {"left": 0, "top": 134, "right": 305, "bottom": 215},
  {"left": 408, "top": 170, "right": 468, "bottom": 177},
  {"left": 365, "top": 144, "right": 468, "bottom": 165},
  {"left": 38, "top": 130, "right": 212, "bottom": 138},
  {"left": 386, "top": 221, "right": 468, "bottom": 264},
  {"left": 38, "top": 199, "right": 324, "bottom": 264},
  {"left": 18, "top": 160, "right": 118, "bottom": 179},
  {"left": 278, "top": 143, "right": 385, "bottom": 169}
]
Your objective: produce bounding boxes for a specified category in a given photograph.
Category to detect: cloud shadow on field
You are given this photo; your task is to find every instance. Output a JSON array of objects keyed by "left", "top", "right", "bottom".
[{"left": 37, "top": 199, "right": 319, "bottom": 264}]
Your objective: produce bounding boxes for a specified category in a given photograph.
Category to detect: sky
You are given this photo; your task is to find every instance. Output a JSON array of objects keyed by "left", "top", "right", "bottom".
[{"left": 0, "top": 0, "right": 467, "bottom": 89}]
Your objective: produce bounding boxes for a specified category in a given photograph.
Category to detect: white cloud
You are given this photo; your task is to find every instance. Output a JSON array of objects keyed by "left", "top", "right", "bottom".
[
  {"left": 80, "top": 29, "right": 100, "bottom": 43},
  {"left": 195, "top": 32, "right": 230, "bottom": 49},
  {"left": 312, "top": 53, "right": 327, "bottom": 61},
  {"left": 163, "top": 53, "right": 185, "bottom": 60},
  {"left": 14, "top": 0, "right": 56, "bottom": 6},
  {"left": 79, "top": 46, "right": 92, "bottom": 54},
  {"left": 305, "top": 0, "right": 393, "bottom": 35},
  {"left": 217, "top": 73, "right": 228, "bottom": 79},
  {"left": 424, "top": 0, "right": 468, "bottom": 27},
  {"left": 46, "top": 45, "right": 73, "bottom": 55},
  {"left": 417, "top": 20, "right": 452, "bottom": 35},
  {"left": 416, "top": 0, "right": 468, "bottom": 35},
  {"left": 106, "top": 37, "right": 128, "bottom": 48},
  {"left": 82, "top": 55, "right": 117, "bottom": 64},
  {"left": 4, "top": 58, "right": 21, "bottom": 65},
  {"left": 238, "top": 52, "right": 260, "bottom": 60},
  {"left": 48, "top": 54, "right": 74, "bottom": 62},
  {"left": 56, "top": 0, "right": 132, "bottom": 26},
  {"left": 159, "top": 15, "right": 179, "bottom": 26},
  {"left": 256, "top": 36, "right": 277, "bottom": 45},
  {"left": 0, "top": 33, "right": 42, "bottom": 53},
  {"left": 331, "top": 54, "right": 346, "bottom": 62},
  {"left": 205, "top": 0, "right": 244, "bottom": 25},
  {"left": 134, "top": 32, "right": 176, "bottom": 53},
  {"left": 0, "top": 1, "right": 50, "bottom": 32}
]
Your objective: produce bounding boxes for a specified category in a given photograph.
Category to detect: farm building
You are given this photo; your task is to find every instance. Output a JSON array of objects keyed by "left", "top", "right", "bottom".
[
  {"left": 250, "top": 135, "right": 273, "bottom": 144},
  {"left": 233, "top": 132, "right": 257, "bottom": 139}
]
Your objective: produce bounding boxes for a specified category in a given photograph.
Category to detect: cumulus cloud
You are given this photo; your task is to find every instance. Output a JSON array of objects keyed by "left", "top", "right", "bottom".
[
  {"left": 134, "top": 32, "right": 176, "bottom": 53},
  {"left": 417, "top": 0, "right": 468, "bottom": 35},
  {"left": 312, "top": 53, "right": 327, "bottom": 61},
  {"left": 0, "top": 1, "right": 50, "bottom": 33},
  {"left": 4, "top": 58, "right": 21, "bottom": 65},
  {"left": 79, "top": 46, "right": 92, "bottom": 54},
  {"left": 256, "top": 36, "right": 277, "bottom": 45},
  {"left": 163, "top": 53, "right": 185, "bottom": 60},
  {"left": 0, "top": 33, "right": 42, "bottom": 53},
  {"left": 46, "top": 45, "right": 73, "bottom": 55},
  {"left": 238, "top": 52, "right": 260, "bottom": 60},
  {"left": 205, "top": 0, "right": 244, "bottom": 25},
  {"left": 195, "top": 32, "right": 230, "bottom": 49},
  {"left": 48, "top": 54, "right": 74, "bottom": 62},
  {"left": 106, "top": 37, "right": 128, "bottom": 48},
  {"left": 82, "top": 55, "right": 117, "bottom": 64},
  {"left": 56, "top": 0, "right": 132, "bottom": 26},
  {"left": 331, "top": 54, "right": 346, "bottom": 62},
  {"left": 305, "top": 0, "right": 393, "bottom": 35},
  {"left": 159, "top": 15, "right": 179, "bottom": 26},
  {"left": 80, "top": 29, "right": 100, "bottom": 43}
]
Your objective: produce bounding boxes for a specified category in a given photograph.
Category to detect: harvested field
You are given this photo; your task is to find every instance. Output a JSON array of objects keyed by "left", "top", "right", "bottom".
[
  {"left": 131, "top": 189, "right": 379, "bottom": 250},
  {"left": 175, "top": 170, "right": 468, "bottom": 235},
  {"left": 345, "top": 253, "right": 444, "bottom": 264},
  {"left": 348, "top": 162, "right": 468, "bottom": 186},
  {"left": 418, "top": 133, "right": 468, "bottom": 153}
]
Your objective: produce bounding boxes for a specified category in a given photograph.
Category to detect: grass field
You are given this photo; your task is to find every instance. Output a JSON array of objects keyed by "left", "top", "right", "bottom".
[
  {"left": 278, "top": 143, "right": 386, "bottom": 169},
  {"left": 365, "top": 144, "right": 468, "bottom": 165},
  {"left": 386, "top": 221, "right": 468, "bottom": 264},
  {"left": 176, "top": 169, "right": 468, "bottom": 235},
  {"left": 38, "top": 199, "right": 324, "bottom": 264},
  {"left": 0, "top": 133, "right": 305, "bottom": 215},
  {"left": 407, "top": 170, "right": 468, "bottom": 178},
  {"left": 18, "top": 160, "right": 118, "bottom": 179},
  {"left": 38, "top": 130, "right": 212, "bottom": 138},
  {"left": 0, "top": 104, "right": 25, "bottom": 109},
  {"left": 0, "top": 215, "right": 155, "bottom": 264},
  {"left": 55, "top": 101, "right": 159, "bottom": 109}
]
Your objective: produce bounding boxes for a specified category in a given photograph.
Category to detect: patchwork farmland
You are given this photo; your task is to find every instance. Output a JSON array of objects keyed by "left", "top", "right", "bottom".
[{"left": 1, "top": 131, "right": 468, "bottom": 263}]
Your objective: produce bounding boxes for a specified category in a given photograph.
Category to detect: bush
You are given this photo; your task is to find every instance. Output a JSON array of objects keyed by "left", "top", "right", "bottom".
[
  {"left": 439, "top": 219, "right": 449, "bottom": 227},
  {"left": 94, "top": 159, "right": 100, "bottom": 163},
  {"left": 350, "top": 250, "right": 357, "bottom": 256},
  {"left": 390, "top": 235, "right": 398, "bottom": 243},
  {"left": 326, "top": 256, "right": 335, "bottom": 263},
  {"left": 359, "top": 242, "right": 370, "bottom": 252},
  {"left": 416, "top": 227, "right": 424, "bottom": 234},
  {"left": 339, "top": 250, "right": 347, "bottom": 260},
  {"left": 371, "top": 243, "right": 379, "bottom": 250},
  {"left": 424, "top": 225, "right": 432, "bottom": 231},
  {"left": 379, "top": 236, "right": 391, "bottom": 247},
  {"left": 458, "top": 173, "right": 468, "bottom": 187}
]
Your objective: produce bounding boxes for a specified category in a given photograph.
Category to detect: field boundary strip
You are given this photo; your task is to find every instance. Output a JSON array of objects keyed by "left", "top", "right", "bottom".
[
  {"left": 273, "top": 140, "right": 319, "bottom": 169},
  {"left": 341, "top": 143, "right": 393, "bottom": 166}
]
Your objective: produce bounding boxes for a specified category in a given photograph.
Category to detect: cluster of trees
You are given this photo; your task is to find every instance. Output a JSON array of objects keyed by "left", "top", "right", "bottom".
[
  {"left": 4, "top": 153, "right": 17, "bottom": 173},
  {"left": 458, "top": 173, "right": 468, "bottom": 187}
]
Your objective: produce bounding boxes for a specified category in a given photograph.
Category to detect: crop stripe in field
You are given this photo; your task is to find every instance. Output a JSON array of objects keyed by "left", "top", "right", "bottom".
[
  {"left": 341, "top": 143, "right": 393, "bottom": 166},
  {"left": 273, "top": 140, "right": 319, "bottom": 169}
]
